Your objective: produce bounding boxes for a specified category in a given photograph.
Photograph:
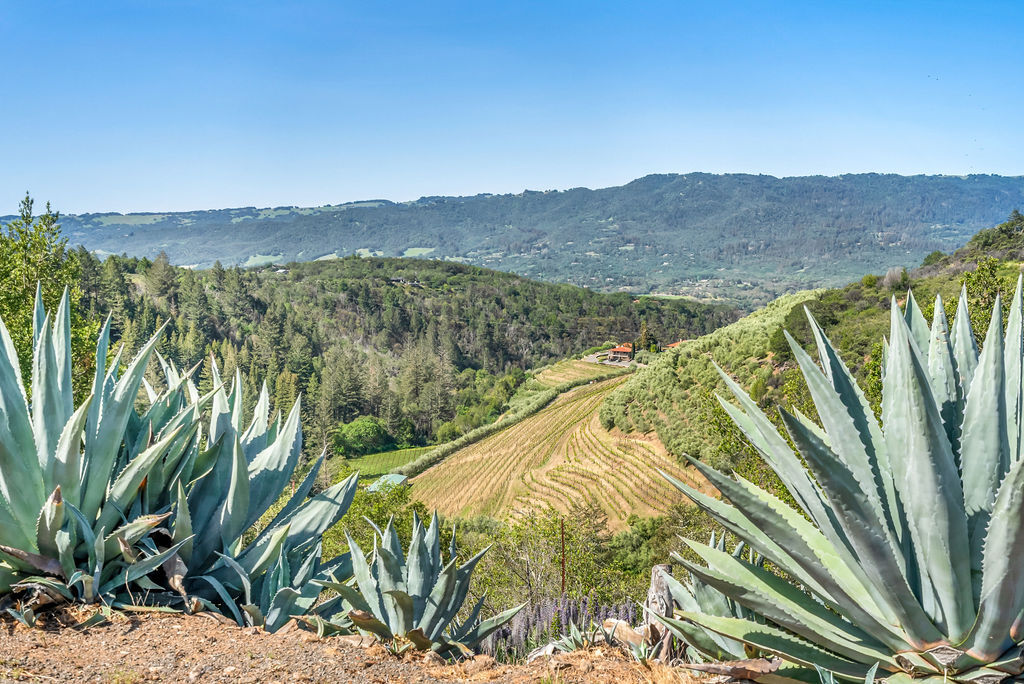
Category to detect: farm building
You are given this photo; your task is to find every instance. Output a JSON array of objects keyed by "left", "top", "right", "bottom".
[{"left": 607, "top": 343, "right": 632, "bottom": 362}]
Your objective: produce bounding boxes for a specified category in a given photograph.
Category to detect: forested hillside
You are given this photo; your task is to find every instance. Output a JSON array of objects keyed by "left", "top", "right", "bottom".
[
  {"left": 74, "top": 250, "right": 734, "bottom": 454},
  {"left": 601, "top": 210, "right": 1024, "bottom": 468},
  {"left": 49, "top": 173, "right": 1024, "bottom": 307}
]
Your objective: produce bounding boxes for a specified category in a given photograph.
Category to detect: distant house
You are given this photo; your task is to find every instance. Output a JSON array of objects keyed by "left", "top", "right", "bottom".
[
  {"left": 663, "top": 340, "right": 685, "bottom": 350},
  {"left": 366, "top": 473, "right": 409, "bottom": 492},
  {"left": 608, "top": 343, "right": 633, "bottom": 363}
]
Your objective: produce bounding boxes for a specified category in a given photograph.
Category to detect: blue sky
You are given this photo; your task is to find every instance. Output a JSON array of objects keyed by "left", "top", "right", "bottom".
[{"left": 1, "top": 1, "right": 1022, "bottom": 213}]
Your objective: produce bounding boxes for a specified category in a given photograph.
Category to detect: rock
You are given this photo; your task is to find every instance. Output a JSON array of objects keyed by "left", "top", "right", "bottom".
[
  {"left": 421, "top": 651, "right": 446, "bottom": 666},
  {"left": 336, "top": 634, "right": 376, "bottom": 648},
  {"left": 525, "top": 642, "right": 557, "bottom": 663},
  {"left": 465, "top": 654, "right": 495, "bottom": 675},
  {"left": 602, "top": 619, "right": 645, "bottom": 648}
]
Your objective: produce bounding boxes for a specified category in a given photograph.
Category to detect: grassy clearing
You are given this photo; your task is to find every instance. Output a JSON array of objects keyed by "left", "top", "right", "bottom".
[
  {"left": 411, "top": 376, "right": 708, "bottom": 530},
  {"left": 533, "top": 359, "right": 618, "bottom": 387},
  {"left": 325, "top": 447, "right": 431, "bottom": 480}
]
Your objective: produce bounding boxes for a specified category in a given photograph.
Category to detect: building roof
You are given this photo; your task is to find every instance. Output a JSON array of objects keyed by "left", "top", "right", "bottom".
[
  {"left": 664, "top": 340, "right": 685, "bottom": 348},
  {"left": 366, "top": 473, "right": 409, "bottom": 492},
  {"left": 609, "top": 345, "right": 632, "bottom": 353}
]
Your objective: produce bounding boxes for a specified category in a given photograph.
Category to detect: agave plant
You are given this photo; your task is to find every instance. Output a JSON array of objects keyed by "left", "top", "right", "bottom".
[
  {"left": 658, "top": 281, "right": 1024, "bottom": 683},
  {"left": 0, "top": 289, "right": 357, "bottom": 632},
  {"left": 314, "top": 513, "right": 524, "bottom": 658},
  {"left": 169, "top": 359, "right": 359, "bottom": 631},
  {"left": 658, "top": 533, "right": 761, "bottom": 663},
  {"left": 0, "top": 288, "right": 196, "bottom": 604}
]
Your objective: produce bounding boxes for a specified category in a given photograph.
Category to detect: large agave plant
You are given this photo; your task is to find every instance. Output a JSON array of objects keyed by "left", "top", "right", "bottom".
[
  {"left": 0, "top": 289, "right": 356, "bottom": 632},
  {"left": 660, "top": 282, "right": 1024, "bottom": 683},
  {"left": 314, "top": 513, "right": 524, "bottom": 658},
  {"left": 659, "top": 533, "right": 761, "bottom": 663}
]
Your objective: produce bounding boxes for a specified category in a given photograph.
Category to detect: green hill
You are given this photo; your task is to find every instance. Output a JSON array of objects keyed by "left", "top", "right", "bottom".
[{"left": 49, "top": 173, "right": 1024, "bottom": 307}]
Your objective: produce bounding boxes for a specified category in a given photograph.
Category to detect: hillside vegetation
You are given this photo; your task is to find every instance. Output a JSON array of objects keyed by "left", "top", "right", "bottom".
[
  {"left": 602, "top": 209, "right": 1024, "bottom": 469},
  {"left": 75, "top": 251, "right": 731, "bottom": 452},
  {"left": 54, "top": 173, "right": 1024, "bottom": 306}
]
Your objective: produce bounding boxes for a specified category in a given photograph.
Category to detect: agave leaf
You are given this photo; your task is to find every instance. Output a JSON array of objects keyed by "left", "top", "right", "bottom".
[
  {"left": 315, "top": 578, "right": 372, "bottom": 613},
  {"left": 1005, "top": 275, "right": 1024, "bottom": 463},
  {"left": 406, "top": 517, "right": 430, "bottom": 622},
  {"left": 231, "top": 524, "right": 290, "bottom": 579},
  {"left": 674, "top": 612, "right": 876, "bottom": 679},
  {"left": 52, "top": 396, "right": 92, "bottom": 509},
  {"left": 883, "top": 306, "right": 973, "bottom": 641},
  {"left": 453, "top": 603, "right": 525, "bottom": 649},
  {"left": 926, "top": 295, "right": 961, "bottom": 451},
  {"left": 960, "top": 297, "right": 1011, "bottom": 594},
  {"left": 248, "top": 449, "right": 326, "bottom": 534},
  {"left": 805, "top": 311, "right": 903, "bottom": 546},
  {"left": 959, "top": 456, "right": 1024, "bottom": 661},
  {"left": 102, "top": 513, "right": 171, "bottom": 560},
  {"left": 32, "top": 316, "right": 69, "bottom": 484},
  {"left": 0, "top": 315, "right": 45, "bottom": 533},
  {"left": 241, "top": 382, "right": 271, "bottom": 455},
  {"left": 81, "top": 324, "right": 166, "bottom": 523},
  {"left": 195, "top": 574, "right": 245, "bottom": 625},
  {"left": 779, "top": 408, "right": 939, "bottom": 649},
  {"left": 951, "top": 286, "right": 980, "bottom": 400},
  {"left": 419, "top": 559, "right": 458, "bottom": 640},
  {"left": 94, "top": 424, "right": 194, "bottom": 535},
  {"left": 256, "top": 475, "right": 358, "bottom": 553},
  {"left": 245, "top": 400, "right": 303, "bottom": 526},
  {"left": 715, "top": 366, "right": 842, "bottom": 547},
  {"left": 678, "top": 538, "right": 896, "bottom": 665},
  {"left": 265, "top": 586, "right": 302, "bottom": 633},
  {"left": 172, "top": 481, "right": 193, "bottom": 564},
  {"left": 35, "top": 486, "right": 64, "bottom": 559},
  {"left": 383, "top": 589, "right": 415, "bottom": 635},
  {"left": 0, "top": 544, "right": 62, "bottom": 575},
  {"left": 349, "top": 609, "right": 395, "bottom": 641},
  {"left": 681, "top": 459, "right": 906, "bottom": 647},
  {"left": 785, "top": 331, "right": 891, "bottom": 547},
  {"left": 904, "top": 290, "right": 931, "bottom": 356},
  {"left": 218, "top": 436, "right": 250, "bottom": 547}
]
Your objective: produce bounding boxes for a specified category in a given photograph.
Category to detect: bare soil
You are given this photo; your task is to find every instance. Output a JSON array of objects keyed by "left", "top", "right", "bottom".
[{"left": 0, "top": 611, "right": 695, "bottom": 683}]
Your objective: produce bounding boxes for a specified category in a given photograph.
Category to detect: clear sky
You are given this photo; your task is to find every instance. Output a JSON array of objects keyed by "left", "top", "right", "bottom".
[{"left": 2, "top": 1, "right": 1022, "bottom": 214}]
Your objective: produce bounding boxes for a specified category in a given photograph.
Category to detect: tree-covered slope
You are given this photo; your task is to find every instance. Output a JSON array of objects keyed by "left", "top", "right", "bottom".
[
  {"left": 77, "top": 251, "right": 734, "bottom": 453},
  {"left": 50, "top": 173, "right": 1024, "bottom": 307}
]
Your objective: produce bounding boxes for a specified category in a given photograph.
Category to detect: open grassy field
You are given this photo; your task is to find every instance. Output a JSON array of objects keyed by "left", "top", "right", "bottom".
[
  {"left": 324, "top": 447, "right": 431, "bottom": 481},
  {"left": 532, "top": 359, "right": 619, "bottom": 387},
  {"left": 411, "top": 376, "right": 708, "bottom": 530}
]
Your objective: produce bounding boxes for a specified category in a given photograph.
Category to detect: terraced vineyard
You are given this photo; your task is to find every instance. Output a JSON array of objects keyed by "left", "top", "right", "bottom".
[
  {"left": 411, "top": 376, "right": 708, "bottom": 529},
  {"left": 533, "top": 359, "right": 619, "bottom": 387}
]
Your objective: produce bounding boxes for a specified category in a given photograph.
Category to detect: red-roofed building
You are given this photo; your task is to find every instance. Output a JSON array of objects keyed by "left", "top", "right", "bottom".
[
  {"left": 663, "top": 340, "right": 685, "bottom": 350},
  {"left": 608, "top": 343, "right": 633, "bottom": 362}
]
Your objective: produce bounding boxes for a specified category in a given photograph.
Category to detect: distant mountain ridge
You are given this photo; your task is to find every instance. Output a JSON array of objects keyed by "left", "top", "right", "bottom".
[{"left": 36, "top": 172, "right": 1024, "bottom": 307}]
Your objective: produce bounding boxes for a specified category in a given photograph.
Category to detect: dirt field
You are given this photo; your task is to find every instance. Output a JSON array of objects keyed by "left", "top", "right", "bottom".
[{"left": 0, "top": 611, "right": 695, "bottom": 683}]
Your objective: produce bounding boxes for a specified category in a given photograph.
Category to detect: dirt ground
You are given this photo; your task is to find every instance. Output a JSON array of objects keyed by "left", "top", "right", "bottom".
[{"left": 0, "top": 611, "right": 695, "bottom": 683}]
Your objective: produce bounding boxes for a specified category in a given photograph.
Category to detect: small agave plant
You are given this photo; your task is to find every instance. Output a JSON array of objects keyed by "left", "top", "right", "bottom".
[
  {"left": 0, "top": 289, "right": 356, "bottom": 632},
  {"left": 660, "top": 281, "right": 1024, "bottom": 683},
  {"left": 313, "top": 513, "right": 524, "bottom": 658}
]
